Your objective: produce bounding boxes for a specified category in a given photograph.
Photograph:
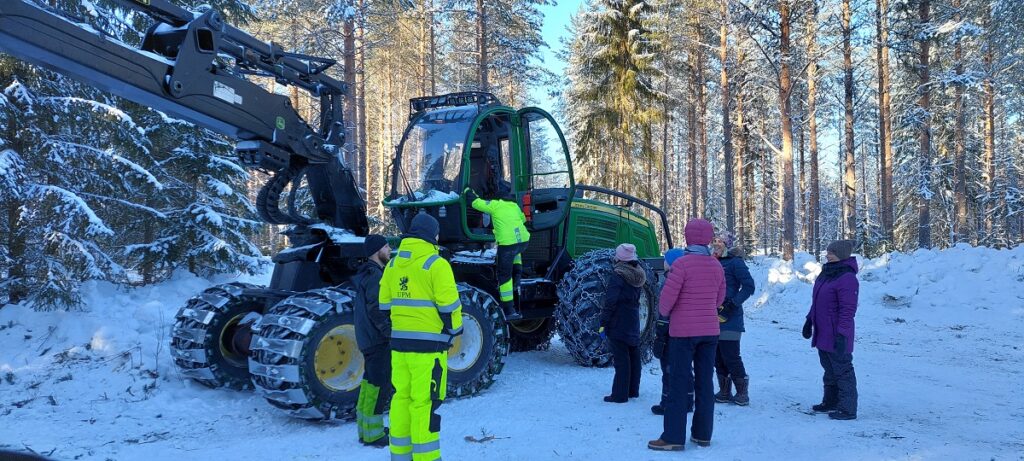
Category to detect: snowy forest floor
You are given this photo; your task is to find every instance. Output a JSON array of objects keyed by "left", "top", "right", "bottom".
[{"left": 1, "top": 246, "right": 1023, "bottom": 460}]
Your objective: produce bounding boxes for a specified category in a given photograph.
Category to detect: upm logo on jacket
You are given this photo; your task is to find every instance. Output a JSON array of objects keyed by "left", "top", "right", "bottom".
[{"left": 398, "top": 276, "right": 410, "bottom": 296}]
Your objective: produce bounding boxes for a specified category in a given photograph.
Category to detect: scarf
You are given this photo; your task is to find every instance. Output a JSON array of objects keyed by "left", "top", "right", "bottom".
[
  {"left": 684, "top": 244, "right": 712, "bottom": 256},
  {"left": 817, "top": 260, "right": 854, "bottom": 281}
]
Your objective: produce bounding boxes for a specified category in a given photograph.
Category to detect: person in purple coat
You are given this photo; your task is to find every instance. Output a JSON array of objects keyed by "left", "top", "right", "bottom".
[{"left": 802, "top": 240, "right": 859, "bottom": 420}]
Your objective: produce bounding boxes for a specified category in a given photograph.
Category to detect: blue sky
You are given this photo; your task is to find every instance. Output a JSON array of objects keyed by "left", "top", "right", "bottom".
[{"left": 531, "top": 0, "right": 583, "bottom": 120}]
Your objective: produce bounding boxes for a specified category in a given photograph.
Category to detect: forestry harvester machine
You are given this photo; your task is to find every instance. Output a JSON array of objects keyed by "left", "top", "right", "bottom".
[{"left": 0, "top": 0, "right": 674, "bottom": 420}]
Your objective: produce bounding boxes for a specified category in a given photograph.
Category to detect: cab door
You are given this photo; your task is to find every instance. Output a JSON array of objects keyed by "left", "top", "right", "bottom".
[
  {"left": 461, "top": 107, "right": 517, "bottom": 241},
  {"left": 515, "top": 108, "right": 574, "bottom": 230}
]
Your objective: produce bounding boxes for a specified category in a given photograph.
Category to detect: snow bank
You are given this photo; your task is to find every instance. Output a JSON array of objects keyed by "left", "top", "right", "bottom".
[
  {"left": 384, "top": 190, "right": 460, "bottom": 205},
  {"left": 452, "top": 248, "right": 497, "bottom": 264},
  {"left": 1, "top": 246, "right": 1022, "bottom": 459}
]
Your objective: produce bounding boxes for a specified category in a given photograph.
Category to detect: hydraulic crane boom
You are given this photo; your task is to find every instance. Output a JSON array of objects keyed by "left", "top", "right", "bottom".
[{"left": 0, "top": 0, "right": 368, "bottom": 234}]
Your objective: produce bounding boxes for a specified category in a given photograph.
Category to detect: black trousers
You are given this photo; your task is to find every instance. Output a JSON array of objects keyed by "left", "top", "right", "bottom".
[
  {"left": 495, "top": 242, "right": 528, "bottom": 307},
  {"left": 363, "top": 347, "right": 392, "bottom": 413},
  {"left": 609, "top": 338, "right": 641, "bottom": 400},
  {"left": 715, "top": 339, "right": 747, "bottom": 378},
  {"left": 818, "top": 349, "right": 858, "bottom": 414}
]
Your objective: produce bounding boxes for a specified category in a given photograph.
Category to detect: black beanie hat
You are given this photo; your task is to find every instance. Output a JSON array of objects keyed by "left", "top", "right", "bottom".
[
  {"left": 408, "top": 212, "right": 440, "bottom": 244},
  {"left": 827, "top": 240, "right": 855, "bottom": 260},
  {"left": 363, "top": 234, "right": 387, "bottom": 256}
]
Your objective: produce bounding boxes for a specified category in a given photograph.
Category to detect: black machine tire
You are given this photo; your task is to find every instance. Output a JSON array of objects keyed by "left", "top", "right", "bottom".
[
  {"left": 555, "top": 249, "right": 659, "bottom": 367},
  {"left": 249, "top": 287, "right": 363, "bottom": 420},
  {"left": 170, "top": 282, "right": 264, "bottom": 390},
  {"left": 447, "top": 283, "right": 510, "bottom": 398},
  {"left": 508, "top": 317, "right": 555, "bottom": 352}
]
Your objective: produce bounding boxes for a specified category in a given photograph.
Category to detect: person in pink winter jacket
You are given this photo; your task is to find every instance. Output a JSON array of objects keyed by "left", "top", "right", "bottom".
[{"left": 648, "top": 219, "right": 726, "bottom": 452}]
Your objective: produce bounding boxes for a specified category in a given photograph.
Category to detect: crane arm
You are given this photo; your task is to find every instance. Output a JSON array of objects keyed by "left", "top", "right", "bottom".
[{"left": 0, "top": 0, "right": 368, "bottom": 234}]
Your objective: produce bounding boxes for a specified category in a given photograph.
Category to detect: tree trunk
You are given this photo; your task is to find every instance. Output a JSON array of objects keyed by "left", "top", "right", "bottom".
[
  {"left": 806, "top": 0, "right": 821, "bottom": 256},
  {"left": 698, "top": 56, "right": 708, "bottom": 218},
  {"left": 952, "top": 0, "right": 968, "bottom": 243},
  {"left": 720, "top": 0, "right": 735, "bottom": 234},
  {"left": 876, "top": 0, "right": 894, "bottom": 243},
  {"left": 687, "top": 57, "right": 698, "bottom": 219},
  {"left": 799, "top": 95, "right": 807, "bottom": 249},
  {"left": 476, "top": 0, "right": 489, "bottom": 91},
  {"left": 842, "top": 0, "right": 857, "bottom": 240},
  {"left": 736, "top": 61, "right": 748, "bottom": 248},
  {"left": 429, "top": 0, "right": 437, "bottom": 95},
  {"left": 343, "top": 15, "right": 358, "bottom": 184},
  {"left": 983, "top": 2, "right": 996, "bottom": 241},
  {"left": 6, "top": 198, "right": 27, "bottom": 304},
  {"left": 662, "top": 75, "right": 671, "bottom": 213},
  {"left": 918, "top": 0, "right": 932, "bottom": 249},
  {"left": 778, "top": 0, "right": 796, "bottom": 260},
  {"left": 356, "top": 0, "right": 368, "bottom": 202}
]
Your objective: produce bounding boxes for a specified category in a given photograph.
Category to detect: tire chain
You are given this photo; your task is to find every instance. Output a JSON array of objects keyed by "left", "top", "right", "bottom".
[
  {"left": 250, "top": 286, "right": 357, "bottom": 420},
  {"left": 555, "top": 249, "right": 659, "bottom": 367},
  {"left": 448, "top": 283, "right": 510, "bottom": 398},
  {"left": 170, "top": 282, "right": 262, "bottom": 390}
]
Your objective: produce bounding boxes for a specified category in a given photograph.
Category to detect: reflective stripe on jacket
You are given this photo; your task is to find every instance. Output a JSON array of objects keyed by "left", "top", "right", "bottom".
[
  {"left": 380, "top": 237, "right": 463, "bottom": 352},
  {"left": 471, "top": 198, "right": 531, "bottom": 245}
]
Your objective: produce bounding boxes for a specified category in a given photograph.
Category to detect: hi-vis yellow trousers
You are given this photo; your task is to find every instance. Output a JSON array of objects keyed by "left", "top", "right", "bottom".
[{"left": 389, "top": 350, "right": 447, "bottom": 461}]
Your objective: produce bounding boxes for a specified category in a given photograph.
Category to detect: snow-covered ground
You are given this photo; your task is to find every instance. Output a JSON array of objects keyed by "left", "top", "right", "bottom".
[{"left": 1, "top": 245, "right": 1023, "bottom": 460}]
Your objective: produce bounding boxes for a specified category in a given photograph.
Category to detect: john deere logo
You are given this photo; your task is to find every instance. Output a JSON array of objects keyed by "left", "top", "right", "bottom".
[{"left": 399, "top": 276, "right": 409, "bottom": 292}]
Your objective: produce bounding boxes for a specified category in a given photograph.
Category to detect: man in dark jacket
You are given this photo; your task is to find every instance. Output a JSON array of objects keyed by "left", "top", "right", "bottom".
[
  {"left": 353, "top": 234, "right": 392, "bottom": 447},
  {"left": 712, "top": 234, "right": 756, "bottom": 406},
  {"left": 600, "top": 243, "right": 647, "bottom": 403},
  {"left": 803, "top": 239, "right": 859, "bottom": 420}
]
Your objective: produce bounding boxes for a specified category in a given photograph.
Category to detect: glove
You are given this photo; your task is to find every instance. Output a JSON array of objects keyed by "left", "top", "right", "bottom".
[
  {"left": 463, "top": 187, "right": 478, "bottom": 202},
  {"left": 717, "top": 305, "right": 728, "bottom": 323},
  {"left": 444, "top": 327, "right": 462, "bottom": 346},
  {"left": 802, "top": 318, "right": 813, "bottom": 339},
  {"left": 598, "top": 326, "right": 607, "bottom": 341},
  {"left": 834, "top": 334, "right": 847, "bottom": 354}
]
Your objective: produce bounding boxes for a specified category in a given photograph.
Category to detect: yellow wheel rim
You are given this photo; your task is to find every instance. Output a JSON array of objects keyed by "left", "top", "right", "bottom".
[
  {"left": 510, "top": 318, "right": 546, "bottom": 334},
  {"left": 448, "top": 313, "right": 483, "bottom": 372},
  {"left": 314, "top": 324, "right": 364, "bottom": 392},
  {"left": 219, "top": 313, "right": 248, "bottom": 367}
]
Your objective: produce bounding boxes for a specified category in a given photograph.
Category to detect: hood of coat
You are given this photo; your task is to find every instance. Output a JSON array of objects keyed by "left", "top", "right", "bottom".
[
  {"left": 393, "top": 237, "right": 438, "bottom": 269},
  {"left": 614, "top": 260, "right": 647, "bottom": 288},
  {"left": 818, "top": 256, "right": 859, "bottom": 280},
  {"left": 358, "top": 259, "right": 384, "bottom": 275},
  {"left": 684, "top": 218, "right": 715, "bottom": 246}
]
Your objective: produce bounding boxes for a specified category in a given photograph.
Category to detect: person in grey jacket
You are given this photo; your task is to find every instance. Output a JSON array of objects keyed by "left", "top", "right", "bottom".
[
  {"left": 711, "top": 233, "right": 756, "bottom": 406},
  {"left": 353, "top": 235, "right": 392, "bottom": 447}
]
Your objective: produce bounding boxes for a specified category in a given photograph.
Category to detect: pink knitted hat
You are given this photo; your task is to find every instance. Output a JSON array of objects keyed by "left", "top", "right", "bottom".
[{"left": 615, "top": 243, "right": 638, "bottom": 261}]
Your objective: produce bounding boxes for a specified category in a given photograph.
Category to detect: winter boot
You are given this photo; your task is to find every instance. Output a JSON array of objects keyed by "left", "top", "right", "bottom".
[
  {"left": 501, "top": 299, "right": 521, "bottom": 321},
  {"left": 650, "top": 404, "right": 664, "bottom": 415},
  {"left": 689, "top": 436, "right": 711, "bottom": 448},
  {"left": 714, "top": 373, "right": 733, "bottom": 403},
  {"left": 733, "top": 375, "right": 750, "bottom": 406},
  {"left": 812, "top": 385, "right": 839, "bottom": 413},
  {"left": 828, "top": 410, "right": 857, "bottom": 420},
  {"left": 648, "top": 439, "right": 684, "bottom": 451}
]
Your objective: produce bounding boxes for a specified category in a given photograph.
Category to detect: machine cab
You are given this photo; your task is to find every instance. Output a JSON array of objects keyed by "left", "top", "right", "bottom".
[{"left": 384, "top": 92, "right": 574, "bottom": 248}]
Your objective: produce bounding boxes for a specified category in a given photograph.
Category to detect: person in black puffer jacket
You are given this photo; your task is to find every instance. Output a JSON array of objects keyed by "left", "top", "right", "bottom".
[
  {"left": 711, "top": 233, "right": 756, "bottom": 406},
  {"left": 353, "top": 235, "right": 393, "bottom": 447},
  {"left": 600, "top": 243, "right": 648, "bottom": 403}
]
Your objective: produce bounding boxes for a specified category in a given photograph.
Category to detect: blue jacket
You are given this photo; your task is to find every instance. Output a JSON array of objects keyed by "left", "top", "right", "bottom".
[
  {"left": 717, "top": 254, "right": 755, "bottom": 332},
  {"left": 600, "top": 261, "right": 647, "bottom": 346}
]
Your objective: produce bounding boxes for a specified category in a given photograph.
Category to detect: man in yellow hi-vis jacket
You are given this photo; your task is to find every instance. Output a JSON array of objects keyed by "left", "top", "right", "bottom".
[
  {"left": 380, "top": 212, "right": 462, "bottom": 461},
  {"left": 464, "top": 186, "right": 530, "bottom": 320}
]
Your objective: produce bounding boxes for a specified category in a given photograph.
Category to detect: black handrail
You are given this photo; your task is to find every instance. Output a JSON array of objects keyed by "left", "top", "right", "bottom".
[{"left": 573, "top": 184, "right": 674, "bottom": 249}]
